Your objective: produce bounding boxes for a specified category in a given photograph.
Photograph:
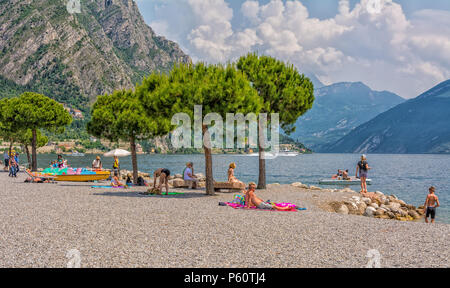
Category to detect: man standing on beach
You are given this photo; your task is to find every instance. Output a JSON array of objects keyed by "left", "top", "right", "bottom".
[{"left": 424, "top": 186, "right": 440, "bottom": 224}]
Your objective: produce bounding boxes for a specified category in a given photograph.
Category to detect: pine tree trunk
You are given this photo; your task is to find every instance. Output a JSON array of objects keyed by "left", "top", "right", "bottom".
[
  {"left": 257, "top": 121, "right": 266, "bottom": 189},
  {"left": 31, "top": 129, "right": 37, "bottom": 172},
  {"left": 130, "top": 136, "right": 138, "bottom": 185},
  {"left": 25, "top": 145, "right": 31, "bottom": 169},
  {"left": 202, "top": 125, "right": 215, "bottom": 195}
]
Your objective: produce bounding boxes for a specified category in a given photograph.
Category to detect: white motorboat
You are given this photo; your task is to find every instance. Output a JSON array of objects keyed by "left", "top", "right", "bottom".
[{"left": 319, "top": 178, "right": 372, "bottom": 185}]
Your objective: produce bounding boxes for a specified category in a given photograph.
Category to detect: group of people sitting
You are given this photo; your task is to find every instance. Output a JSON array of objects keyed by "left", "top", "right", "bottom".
[
  {"left": 50, "top": 155, "right": 68, "bottom": 169},
  {"left": 332, "top": 169, "right": 350, "bottom": 180}
]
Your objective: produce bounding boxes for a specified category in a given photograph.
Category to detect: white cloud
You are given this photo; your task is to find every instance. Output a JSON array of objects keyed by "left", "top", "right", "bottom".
[{"left": 141, "top": 0, "right": 450, "bottom": 98}]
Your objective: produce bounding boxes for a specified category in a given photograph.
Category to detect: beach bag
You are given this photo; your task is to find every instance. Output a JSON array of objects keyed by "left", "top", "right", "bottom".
[
  {"left": 137, "top": 176, "right": 145, "bottom": 186},
  {"left": 231, "top": 194, "right": 245, "bottom": 206}
]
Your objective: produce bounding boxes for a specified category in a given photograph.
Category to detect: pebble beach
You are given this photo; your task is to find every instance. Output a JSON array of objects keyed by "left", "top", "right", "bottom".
[{"left": 0, "top": 171, "right": 448, "bottom": 268}]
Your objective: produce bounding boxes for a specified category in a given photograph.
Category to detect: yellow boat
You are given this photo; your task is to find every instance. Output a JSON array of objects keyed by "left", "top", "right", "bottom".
[{"left": 53, "top": 171, "right": 111, "bottom": 182}]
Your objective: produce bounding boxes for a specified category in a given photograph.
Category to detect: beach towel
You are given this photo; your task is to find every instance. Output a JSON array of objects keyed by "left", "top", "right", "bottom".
[
  {"left": 91, "top": 185, "right": 126, "bottom": 189},
  {"left": 138, "top": 192, "right": 185, "bottom": 196},
  {"left": 224, "top": 202, "right": 305, "bottom": 212}
]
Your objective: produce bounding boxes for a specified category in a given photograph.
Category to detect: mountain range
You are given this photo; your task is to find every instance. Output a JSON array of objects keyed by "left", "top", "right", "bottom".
[
  {"left": 0, "top": 0, "right": 190, "bottom": 108},
  {"left": 325, "top": 79, "right": 450, "bottom": 154},
  {"left": 290, "top": 82, "right": 405, "bottom": 151}
]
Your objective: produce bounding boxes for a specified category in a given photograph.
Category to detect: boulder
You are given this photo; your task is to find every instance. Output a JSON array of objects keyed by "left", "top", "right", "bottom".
[
  {"left": 357, "top": 202, "right": 367, "bottom": 215},
  {"left": 380, "top": 204, "right": 390, "bottom": 211},
  {"left": 172, "top": 179, "right": 187, "bottom": 188},
  {"left": 309, "top": 185, "right": 322, "bottom": 190},
  {"left": 375, "top": 209, "right": 385, "bottom": 216},
  {"left": 168, "top": 175, "right": 175, "bottom": 180},
  {"left": 344, "top": 201, "right": 359, "bottom": 214},
  {"left": 195, "top": 173, "right": 206, "bottom": 181},
  {"left": 364, "top": 206, "right": 376, "bottom": 217},
  {"left": 397, "top": 199, "right": 406, "bottom": 206},
  {"left": 408, "top": 210, "right": 421, "bottom": 220},
  {"left": 174, "top": 174, "right": 183, "bottom": 179},
  {"left": 351, "top": 196, "right": 361, "bottom": 202},
  {"left": 375, "top": 191, "right": 384, "bottom": 196},
  {"left": 388, "top": 202, "right": 401, "bottom": 211},
  {"left": 336, "top": 204, "right": 349, "bottom": 215},
  {"left": 362, "top": 197, "right": 372, "bottom": 205},
  {"left": 386, "top": 212, "right": 395, "bottom": 219},
  {"left": 396, "top": 209, "right": 408, "bottom": 217},
  {"left": 370, "top": 203, "right": 379, "bottom": 209}
]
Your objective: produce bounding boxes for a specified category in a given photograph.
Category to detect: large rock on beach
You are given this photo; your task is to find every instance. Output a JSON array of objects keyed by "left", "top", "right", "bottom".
[
  {"left": 364, "top": 206, "right": 376, "bottom": 217},
  {"left": 408, "top": 210, "right": 421, "bottom": 220},
  {"left": 336, "top": 204, "right": 349, "bottom": 215},
  {"left": 370, "top": 203, "right": 379, "bottom": 209},
  {"left": 344, "top": 201, "right": 360, "bottom": 214},
  {"left": 361, "top": 197, "right": 372, "bottom": 205}
]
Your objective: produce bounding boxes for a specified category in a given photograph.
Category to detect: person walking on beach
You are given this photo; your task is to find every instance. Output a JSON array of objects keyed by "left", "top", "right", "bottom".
[
  {"left": 8, "top": 155, "right": 17, "bottom": 177},
  {"left": 153, "top": 168, "right": 170, "bottom": 195},
  {"left": 356, "top": 154, "right": 371, "bottom": 194},
  {"left": 14, "top": 152, "right": 19, "bottom": 173},
  {"left": 424, "top": 186, "right": 440, "bottom": 224}
]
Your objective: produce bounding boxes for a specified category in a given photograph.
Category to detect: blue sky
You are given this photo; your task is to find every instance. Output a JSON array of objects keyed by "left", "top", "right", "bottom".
[{"left": 136, "top": 0, "right": 450, "bottom": 98}]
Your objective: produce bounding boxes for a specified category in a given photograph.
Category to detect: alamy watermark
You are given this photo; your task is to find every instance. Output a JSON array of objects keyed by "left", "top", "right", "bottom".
[
  {"left": 366, "top": 0, "right": 384, "bottom": 15},
  {"left": 366, "top": 249, "right": 381, "bottom": 268},
  {"left": 66, "top": 0, "right": 81, "bottom": 14},
  {"left": 171, "top": 105, "right": 280, "bottom": 159},
  {"left": 66, "top": 249, "right": 81, "bottom": 268}
]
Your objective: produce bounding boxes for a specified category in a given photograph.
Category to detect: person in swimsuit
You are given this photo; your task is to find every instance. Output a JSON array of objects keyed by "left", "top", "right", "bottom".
[
  {"left": 424, "top": 186, "right": 440, "bottom": 224},
  {"left": 356, "top": 154, "right": 371, "bottom": 194},
  {"left": 111, "top": 175, "right": 126, "bottom": 188},
  {"left": 112, "top": 156, "right": 120, "bottom": 177},
  {"left": 153, "top": 168, "right": 170, "bottom": 195},
  {"left": 228, "top": 163, "right": 244, "bottom": 184},
  {"left": 244, "top": 182, "right": 293, "bottom": 211}
]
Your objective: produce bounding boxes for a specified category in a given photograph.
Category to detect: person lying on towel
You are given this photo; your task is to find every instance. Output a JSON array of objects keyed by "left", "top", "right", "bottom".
[
  {"left": 111, "top": 176, "right": 127, "bottom": 188},
  {"left": 244, "top": 182, "right": 293, "bottom": 211}
]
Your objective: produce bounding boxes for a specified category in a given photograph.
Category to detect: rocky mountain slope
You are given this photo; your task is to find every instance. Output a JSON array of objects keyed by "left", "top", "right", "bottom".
[
  {"left": 290, "top": 82, "right": 404, "bottom": 151},
  {"left": 0, "top": 0, "right": 190, "bottom": 107},
  {"left": 325, "top": 80, "right": 450, "bottom": 154}
]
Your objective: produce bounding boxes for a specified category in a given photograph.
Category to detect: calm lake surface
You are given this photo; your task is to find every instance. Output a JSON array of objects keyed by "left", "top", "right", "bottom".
[{"left": 35, "top": 153, "right": 450, "bottom": 223}]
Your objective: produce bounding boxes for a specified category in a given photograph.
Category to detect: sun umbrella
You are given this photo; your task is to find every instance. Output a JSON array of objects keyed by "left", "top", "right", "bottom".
[{"left": 103, "top": 149, "right": 131, "bottom": 157}]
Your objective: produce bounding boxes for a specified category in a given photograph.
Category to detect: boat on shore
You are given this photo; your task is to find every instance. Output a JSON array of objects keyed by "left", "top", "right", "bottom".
[{"left": 39, "top": 167, "right": 110, "bottom": 182}]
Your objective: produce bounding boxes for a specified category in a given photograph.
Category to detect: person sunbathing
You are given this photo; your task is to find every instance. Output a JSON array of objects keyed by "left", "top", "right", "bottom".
[
  {"left": 111, "top": 176, "right": 126, "bottom": 188},
  {"left": 244, "top": 182, "right": 293, "bottom": 211}
]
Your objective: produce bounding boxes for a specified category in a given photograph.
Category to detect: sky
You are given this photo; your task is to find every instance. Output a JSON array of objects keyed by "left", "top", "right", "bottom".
[{"left": 135, "top": 0, "right": 450, "bottom": 99}]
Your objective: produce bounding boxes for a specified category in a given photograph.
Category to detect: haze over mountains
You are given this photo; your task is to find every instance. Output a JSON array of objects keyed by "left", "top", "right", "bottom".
[
  {"left": 290, "top": 82, "right": 405, "bottom": 151},
  {"left": 325, "top": 79, "right": 450, "bottom": 154},
  {"left": 0, "top": 0, "right": 190, "bottom": 107}
]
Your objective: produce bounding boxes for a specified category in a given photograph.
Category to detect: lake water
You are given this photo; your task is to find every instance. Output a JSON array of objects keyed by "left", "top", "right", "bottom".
[{"left": 35, "top": 153, "right": 450, "bottom": 223}]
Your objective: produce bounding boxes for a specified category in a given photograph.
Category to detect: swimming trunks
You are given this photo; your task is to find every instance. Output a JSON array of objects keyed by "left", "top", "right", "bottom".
[
  {"left": 426, "top": 207, "right": 436, "bottom": 219},
  {"left": 161, "top": 168, "right": 170, "bottom": 176},
  {"left": 257, "top": 202, "right": 273, "bottom": 210}
]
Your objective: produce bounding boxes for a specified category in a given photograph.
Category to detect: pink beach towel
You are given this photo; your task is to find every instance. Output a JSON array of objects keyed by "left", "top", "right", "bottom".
[{"left": 225, "top": 202, "right": 297, "bottom": 212}]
